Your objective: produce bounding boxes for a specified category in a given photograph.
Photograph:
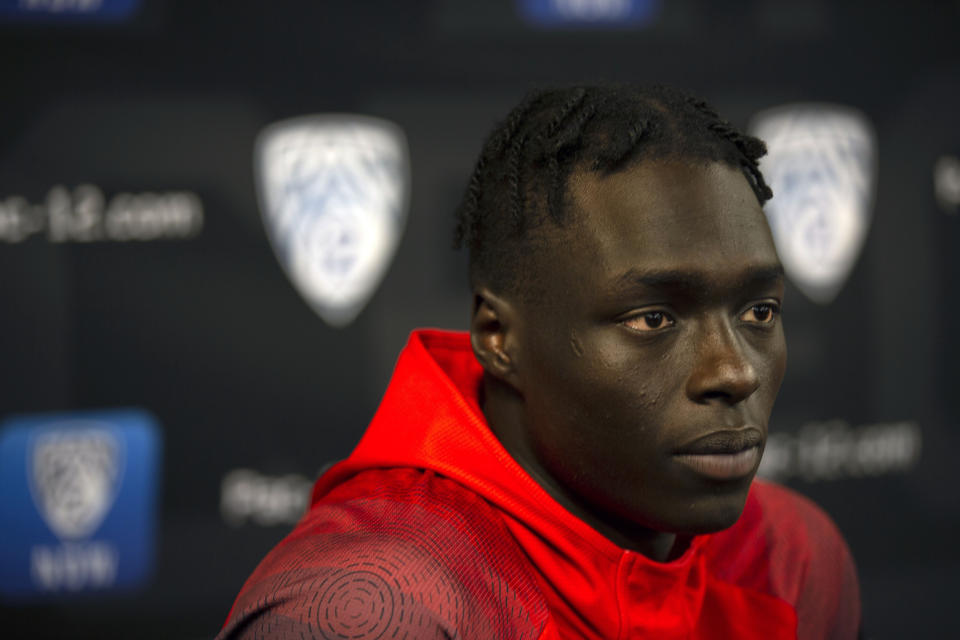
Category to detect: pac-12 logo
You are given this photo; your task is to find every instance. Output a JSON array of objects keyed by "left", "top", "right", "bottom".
[
  {"left": 30, "top": 428, "right": 122, "bottom": 540},
  {"left": 750, "top": 104, "right": 877, "bottom": 304},
  {"left": 255, "top": 115, "right": 410, "bottom": 328},
  {"left": 0, "top": 409, "right": 160, "bottom": 599}
]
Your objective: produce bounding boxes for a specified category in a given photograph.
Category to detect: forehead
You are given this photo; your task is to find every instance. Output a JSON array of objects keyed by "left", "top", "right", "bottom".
[{"left": 558, "top": 159, "right": 779, "bottom": 281}]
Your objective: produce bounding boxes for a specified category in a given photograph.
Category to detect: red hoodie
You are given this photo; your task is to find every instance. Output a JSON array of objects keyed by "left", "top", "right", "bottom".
[{"left": 219, "top": 330, "right": 860, "bottom": 639}]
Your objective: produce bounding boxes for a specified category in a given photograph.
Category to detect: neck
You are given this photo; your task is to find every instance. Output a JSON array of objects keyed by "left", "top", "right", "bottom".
[{"left": 481, "top": 374, "right": 683, "bottom": 563}]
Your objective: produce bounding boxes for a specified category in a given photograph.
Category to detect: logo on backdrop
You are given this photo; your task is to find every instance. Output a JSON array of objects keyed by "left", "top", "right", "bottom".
[
  {"left": 750, "top": 104, "right": 877, "bottom": 304},
  {"left": 220, "top": 468, "right": 313, "bottom": 528},
  {"left": 255, "top": 115, "right": 410, "bottom": 328},
  {"left": 759, "top": 419, "right": 921, "bottom": 483},
  {"left": 516, "top": 0, "right": 662, "bottom": 27},
  {"left": 934, "top": 154, "right": 960, "bottom": 214},
  {"left": 0, "top": 184, "right": 204, "bottom": 244},
  {"left": 0, "top": 0, "right": 141, "bottom": 22},
  {"left": 0, "top": 409, "right": 161, "bottom": 599},
  {"left": 30, "top": 429, "right": 122, "bottom": 540}
]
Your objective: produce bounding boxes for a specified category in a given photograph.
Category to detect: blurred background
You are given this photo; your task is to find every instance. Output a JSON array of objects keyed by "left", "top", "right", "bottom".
[{"left": 0, "top": 1, "right": 957, "bottom": 638}]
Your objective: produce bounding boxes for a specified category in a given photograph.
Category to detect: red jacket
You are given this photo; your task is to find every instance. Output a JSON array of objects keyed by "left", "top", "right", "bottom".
[{"left": 219, "top": 330, "right": 861, "bottom": 639}]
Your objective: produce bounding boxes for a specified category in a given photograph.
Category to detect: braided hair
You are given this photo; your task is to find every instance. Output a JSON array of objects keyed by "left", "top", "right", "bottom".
[{"left": 453, "top": 84, "right": 773, "bottom": 297}]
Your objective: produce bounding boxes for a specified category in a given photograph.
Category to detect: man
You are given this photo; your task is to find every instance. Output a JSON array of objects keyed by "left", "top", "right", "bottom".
[{"left": 218, "top": 85, "right": 861, "bottom": 639}]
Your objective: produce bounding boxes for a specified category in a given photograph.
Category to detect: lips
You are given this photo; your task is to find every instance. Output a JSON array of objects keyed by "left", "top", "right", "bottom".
[
  {"left": 672, "top": 428, "right": 763, "bottom": 480},
  {"left": 674, "top": 428, "right": 763, "bottom": 455}
]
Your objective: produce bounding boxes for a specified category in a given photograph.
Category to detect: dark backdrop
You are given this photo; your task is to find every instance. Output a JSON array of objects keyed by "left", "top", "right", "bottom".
[{"left": 1, "top": 1, "right": 957, "bottom": 638}]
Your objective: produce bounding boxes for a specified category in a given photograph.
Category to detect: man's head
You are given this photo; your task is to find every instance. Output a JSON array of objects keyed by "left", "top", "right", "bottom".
[
  {"left": 454, "top": 84, "right": 773, "bottom": 298},
  {"left": 456, "top": 85, "right": 786, "bottom": 555}
]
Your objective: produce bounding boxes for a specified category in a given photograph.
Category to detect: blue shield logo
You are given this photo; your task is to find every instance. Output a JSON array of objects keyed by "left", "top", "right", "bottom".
[
  {"left": 30, "top": 427, "right": 122, "bottom": 540},
  {"left": 516, "top": 0, "right": 661, "bottom": 28},
  {"left": 0, "top": 409, "right": 161, "bottom": 599},
  {"left": 0, "top": 0, "right": 141, "bottom": 22},
  {"left": 255, "top": 115, "right": 410, "bottom": 327},
  {"left": 750, "top": 104, "right": 877, "bottom": 304}
]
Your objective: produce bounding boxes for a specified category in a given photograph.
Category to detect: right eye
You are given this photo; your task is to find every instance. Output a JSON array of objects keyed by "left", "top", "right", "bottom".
[{"left": 622, "top": 310, "right": 675, "bottom": 332}]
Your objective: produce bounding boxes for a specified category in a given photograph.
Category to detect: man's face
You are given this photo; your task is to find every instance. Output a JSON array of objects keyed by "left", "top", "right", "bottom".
[{"left": 510, "top": 159, "right": 787, "bottom": 536}]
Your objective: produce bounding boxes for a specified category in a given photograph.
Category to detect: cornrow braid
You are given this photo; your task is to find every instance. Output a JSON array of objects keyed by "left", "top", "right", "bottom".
[
  {"left": 689, "top": 96, "right": 773, "bottom": 203},
  {"left": 453, "top": 91, "right": 553, "bottom": 249},
  {"left": 506, "top": 132, "right": 529, "bottom": 233},
  {"left": 592, "top": 118, "right": 651, "bottom": 172},
  {"left": 541, "top": 97, "right": 604, "bottom": 220},
  {"left": 453, "top": 154, "right": 486, "bottom": 251},
  {"left": 544, "top": 87, "right": 588, "bottom": 139},
  {"left": 454, "top": 84, "right": 774, "bottom": 296}
]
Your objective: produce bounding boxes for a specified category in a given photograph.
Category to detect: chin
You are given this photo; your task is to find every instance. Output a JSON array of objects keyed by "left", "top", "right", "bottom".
[{"left": 665, "top": 489, "right": 752, "bottom": 535}]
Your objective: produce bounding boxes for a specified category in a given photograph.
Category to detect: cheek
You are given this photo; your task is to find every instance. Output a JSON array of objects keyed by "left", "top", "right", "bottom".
[
  {"left": 766, "top": 331, "right": 788, "bottom": 383},
  {"left": 753, "top": 332, "right": 788, "bottom": 408},
  {"left": 524, "top": 323, "right": 686, "bottom": 424},
  {"left": 590, "top": 334, "right": 687, "bottom": 413},
  {"left": 524, "top": 352, "right": 613, "bottom": 449},
  {"left": 533, "top": 339, "right": 676, "bottom": 452}
]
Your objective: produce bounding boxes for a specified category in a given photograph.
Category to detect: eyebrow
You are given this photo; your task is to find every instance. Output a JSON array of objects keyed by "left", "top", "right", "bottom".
[{"left": 610, "top": 264, "right": 785, "bottom": 296}]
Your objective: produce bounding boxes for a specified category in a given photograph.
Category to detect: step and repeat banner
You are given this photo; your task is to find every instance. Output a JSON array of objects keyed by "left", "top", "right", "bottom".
[{"left": 1, "top": 1, "right": 958, "bottom": 638}]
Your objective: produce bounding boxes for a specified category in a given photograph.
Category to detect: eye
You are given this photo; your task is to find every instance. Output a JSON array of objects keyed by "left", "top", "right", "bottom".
[
  {"left": 740, "top": 302, "right": 780, "bottom": 325},
  {"left": 622, "top": 310, "right": 675, "bottom": 332}
]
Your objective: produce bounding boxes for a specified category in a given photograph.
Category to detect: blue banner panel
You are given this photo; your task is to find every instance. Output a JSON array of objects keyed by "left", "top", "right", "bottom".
[
  {"left": 0, "top": 408, "right": 161, "bottom": 600},
  {"left": 516, "top": 0, "right": 661, "bottom": 28},
  {"left": 0, "top": 0, "right": 140, "bottom": 23}
]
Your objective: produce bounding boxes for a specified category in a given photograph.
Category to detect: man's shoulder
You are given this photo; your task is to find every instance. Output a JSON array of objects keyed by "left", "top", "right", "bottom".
[
  {"left": 705, "top": 479, "right": 861, "bottom": 640},
  {"left": 306, "top": 467, "right": 538, "bottom": 572},
  {"left": 217, "top": 467, "right": 550, "bottom": 640}
]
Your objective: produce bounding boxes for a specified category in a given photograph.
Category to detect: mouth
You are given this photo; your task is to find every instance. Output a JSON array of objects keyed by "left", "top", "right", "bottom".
[{"left": 672, "top": 428, "right": 763, "bottom": 481}]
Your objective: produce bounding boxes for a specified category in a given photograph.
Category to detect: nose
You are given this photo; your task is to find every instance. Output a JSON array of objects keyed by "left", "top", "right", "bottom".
[{"left": 685, "top": 317, "right": 760, "bottom": 405}]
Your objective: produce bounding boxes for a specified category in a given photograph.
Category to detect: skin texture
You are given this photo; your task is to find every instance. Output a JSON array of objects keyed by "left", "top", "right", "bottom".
[{"left": 472, "top": 159, "right": 787, "bottom": 562}]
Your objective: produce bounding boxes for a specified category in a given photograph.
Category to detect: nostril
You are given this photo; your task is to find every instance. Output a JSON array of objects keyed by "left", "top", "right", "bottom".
[{"left": 701, "top": 390, "right": 729, "bottom": 401}]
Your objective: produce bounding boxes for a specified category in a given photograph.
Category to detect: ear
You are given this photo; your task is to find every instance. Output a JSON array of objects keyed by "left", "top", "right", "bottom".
[{"left": 470, "top": 286, "right": 522, "bottom": 390}]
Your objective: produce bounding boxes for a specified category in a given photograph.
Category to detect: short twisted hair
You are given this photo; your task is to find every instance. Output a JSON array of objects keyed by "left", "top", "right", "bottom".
[{"left": 453, "top": 84, "right": 773, "bottom": 297}]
